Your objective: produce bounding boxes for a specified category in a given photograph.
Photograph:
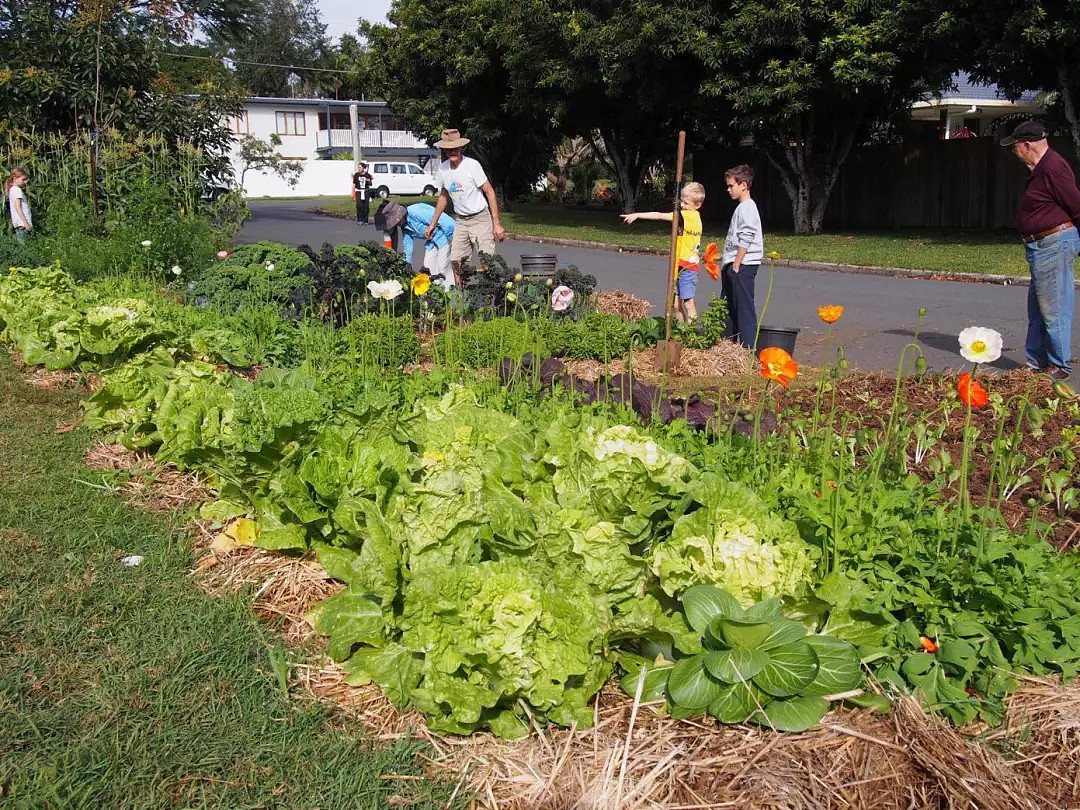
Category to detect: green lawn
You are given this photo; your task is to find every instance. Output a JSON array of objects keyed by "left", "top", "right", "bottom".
[
  {"left": 0, "top": 359, "right": 456, "bottom": 809},
  {"left": 315, "top": 198, "right": 1046, "bottom": 278}
]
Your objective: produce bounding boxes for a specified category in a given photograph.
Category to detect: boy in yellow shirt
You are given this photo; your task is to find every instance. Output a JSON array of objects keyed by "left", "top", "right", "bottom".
[{"left": 620, "top": 181, "right": 705, "bottom": 321}]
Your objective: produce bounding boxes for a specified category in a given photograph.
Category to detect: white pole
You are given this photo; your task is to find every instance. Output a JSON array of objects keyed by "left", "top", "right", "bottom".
[{"left": 349, "top": 103, "right": 360, "bottom": 161}]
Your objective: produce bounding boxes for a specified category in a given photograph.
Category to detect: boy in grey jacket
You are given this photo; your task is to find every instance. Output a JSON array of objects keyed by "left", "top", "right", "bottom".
[{"left": 721, "top": 164, "right": 764, "bottom": 349}]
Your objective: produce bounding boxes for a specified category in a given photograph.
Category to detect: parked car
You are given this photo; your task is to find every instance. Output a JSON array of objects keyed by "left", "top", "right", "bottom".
[{"left": 369, "top": 161, "right": 438, "bottom": 198}]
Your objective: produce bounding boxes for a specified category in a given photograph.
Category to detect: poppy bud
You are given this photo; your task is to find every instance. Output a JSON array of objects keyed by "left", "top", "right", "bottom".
[
  {"left": 505, "top": 281, "right": 513, "bottom": 290},
  {"left": 915, "top": 356, "right": 928, "bottom": 375},
  {"left": 1026, "top": 497, "right": 1037, "bottom": 508},
  {"left": 1052, "top": 380, "right": 1076, "bottom": 400},
  {"left": 1025, "top": 404, "right": 1044, "bottom": 428},
  {"left": 918, "top": 308, "right": 927, "bottom": 317},
  {"left": 838, "top": 358, "right": 850, "bottom": 371}
]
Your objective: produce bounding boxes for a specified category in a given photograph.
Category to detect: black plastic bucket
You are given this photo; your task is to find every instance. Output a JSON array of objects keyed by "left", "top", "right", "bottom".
[
  {"left": 520, "top": 254, "right": 557, "bottom": 280},
  {"left": 755, "top": 326, "right": 800, "bottom": 355}
]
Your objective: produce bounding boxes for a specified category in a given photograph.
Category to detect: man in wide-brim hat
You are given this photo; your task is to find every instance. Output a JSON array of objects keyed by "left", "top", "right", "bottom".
[
  {"left": 1000, "top": 120, "right": 1080, "bottom": 380},
  {"left": 426, "top": 127, "right": 505, "bottom": 285}
]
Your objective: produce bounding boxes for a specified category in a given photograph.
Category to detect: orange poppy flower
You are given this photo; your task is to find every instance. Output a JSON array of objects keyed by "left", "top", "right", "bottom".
[
  {"left": 759, "top": 347, "right": 799, "bottom": 387},
  {"left": 704, "top": 242, "right": 720, "bottom": 280},
  {"left": 957, "top": 372, "right": 988, "bottom": 409},
  {"left": 818, "top": 305, "right": 844, "bottom": 324},
  {"left": 920, "top": 636, "right": 938, "bottom": 654}
]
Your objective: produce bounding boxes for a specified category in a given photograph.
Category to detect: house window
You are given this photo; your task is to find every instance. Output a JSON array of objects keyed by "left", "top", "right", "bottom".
[
  {"left": 227, "top": 111, "right": 249, "bottom": 134},
  {"left": 275, "top": 111, "right": 306, "bottom": 136}
]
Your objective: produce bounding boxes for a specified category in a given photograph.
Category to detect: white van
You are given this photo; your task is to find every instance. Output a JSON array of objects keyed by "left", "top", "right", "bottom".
[{"left": 369, "top": 161, "right": 438, "bottom": 198}]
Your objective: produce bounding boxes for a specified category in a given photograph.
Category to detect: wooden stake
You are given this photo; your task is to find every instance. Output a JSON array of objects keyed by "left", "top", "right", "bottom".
[{"left": 663, "top": 131, "right": 687, "bottom": 350}]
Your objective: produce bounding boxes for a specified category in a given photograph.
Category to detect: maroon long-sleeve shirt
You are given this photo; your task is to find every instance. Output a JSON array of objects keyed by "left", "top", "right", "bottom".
[{"left": 1018, "top": 148, "right": 1080, "bottom": 237}]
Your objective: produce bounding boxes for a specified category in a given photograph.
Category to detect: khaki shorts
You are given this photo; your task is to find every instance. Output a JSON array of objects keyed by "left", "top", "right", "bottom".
[{"left": 450, "top": 211, "right": 495, "bottom": 263}]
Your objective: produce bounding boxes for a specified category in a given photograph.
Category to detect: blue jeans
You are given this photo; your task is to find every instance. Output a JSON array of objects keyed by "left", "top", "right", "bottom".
[{"left": 1025, "top": 226, "right": 1078, "bottom": 372}]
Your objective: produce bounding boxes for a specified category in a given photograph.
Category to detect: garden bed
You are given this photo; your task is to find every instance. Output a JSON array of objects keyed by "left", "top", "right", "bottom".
[
  {"left": 4, "top": 245, "right": 1080, "bottom": 810},
  {"left": 190, "top": 535, "right": 1080, "bottom": 810}
]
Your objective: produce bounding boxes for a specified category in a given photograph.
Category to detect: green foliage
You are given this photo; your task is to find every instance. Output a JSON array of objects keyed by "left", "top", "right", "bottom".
[
  {"left": 341, "top": 315, "right": 422, "bottom": 367},
  {"left": 559, "top": 313, "right": 633, "bottom": 360},
  {"left": 0, "top": 130, "right": 239, "bottom": 279},
  {"left": 651, "top": 474, "right": 817, "bottom": 605},
  {"left": 189, "top": 242, "right": 315, "bottom": 315},
  {"left": 0, "top": 356, "right": 456, "bottom": 809},
  {"left": 695, "top": 0, "right": 958, "bottom": 232},
  {"left": 361, "top": 2, "right": 561, "bottom": 198},
  {"left": 675, "top": 295, "right": 728, "bottom": 350},
  {"left": 435, "top": 318, "right": 549, "bottom": 368},
  {"left": 620, "top": 585, "right": 865, "bottom": 731}
]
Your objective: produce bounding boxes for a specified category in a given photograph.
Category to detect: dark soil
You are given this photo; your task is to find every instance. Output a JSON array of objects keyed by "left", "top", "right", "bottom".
[{"left": 772, "top": 369, "right": 1080, "bottom": 550}]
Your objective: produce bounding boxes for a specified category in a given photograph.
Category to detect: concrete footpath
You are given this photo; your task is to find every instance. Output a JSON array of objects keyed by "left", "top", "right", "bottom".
[{"left": 238, "top": 200, "right": 1080, "bottom": 374}]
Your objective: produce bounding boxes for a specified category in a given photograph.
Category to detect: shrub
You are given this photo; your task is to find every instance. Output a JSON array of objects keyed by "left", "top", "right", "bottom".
[
  {"left": 340, "top": 314, "right": 421, "bottom": 367},
  {"left": 188, "top": 242, "right": 315, "bottom": 316},
  {"left": 434, "top": 318, "right": 549, "bottom": 368},
  {"left": 560, "top": 313, "right": 633, "bottom": 360}
]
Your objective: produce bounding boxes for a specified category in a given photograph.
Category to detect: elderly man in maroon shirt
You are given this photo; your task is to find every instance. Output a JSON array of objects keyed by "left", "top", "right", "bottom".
[{"left": 1000, "top": 121, "right": 1079, "bottom": 379}]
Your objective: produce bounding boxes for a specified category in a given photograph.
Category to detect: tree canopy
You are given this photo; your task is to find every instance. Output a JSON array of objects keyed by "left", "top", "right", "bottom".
[
  {"left": 959, "top": 0, "right": 1080, "bottom": 150},
  {"left": 695, "top": 0, "right": 958, "bottom": 233}
]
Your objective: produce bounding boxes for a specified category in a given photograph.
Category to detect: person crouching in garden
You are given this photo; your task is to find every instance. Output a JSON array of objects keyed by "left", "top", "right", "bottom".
[
  {"left": 621, "top": 181, "right": 706, "bottom": 321},
  {"left": 6, "top": 168, "right": 32, "bottom": 242},
  {"left": 403, "top": 202, "right": 455, "bottom": 291}
]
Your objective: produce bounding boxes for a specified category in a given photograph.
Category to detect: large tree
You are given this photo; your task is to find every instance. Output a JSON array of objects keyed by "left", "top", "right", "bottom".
[
  {"left": 959, "top": 1, "right": 1080, "bottom": 152},
  {"left": 0, "top": 0, "right": 251, "bottom": 131},
  {"left": 696, "top": 0, "right": 958, "bottom": 234},
  {"left": 360, "top": 0, "right": 563, "bottom": 202},
  {"left": 209, "top": 0, "right": 334, "bottom": 98},
  {"left": 525, "top": 0, "right": 712, "bottom": 212}
]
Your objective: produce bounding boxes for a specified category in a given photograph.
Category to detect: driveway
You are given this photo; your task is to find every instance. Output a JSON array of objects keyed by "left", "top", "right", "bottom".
[{"left": 238, "top": 199, "right": 1080, "bottom": 374}]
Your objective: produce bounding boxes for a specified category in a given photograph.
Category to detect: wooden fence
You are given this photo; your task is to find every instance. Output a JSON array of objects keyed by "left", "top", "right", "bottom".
[{"left": 695, "top": 136, "right": 1080, "bottom": 231}]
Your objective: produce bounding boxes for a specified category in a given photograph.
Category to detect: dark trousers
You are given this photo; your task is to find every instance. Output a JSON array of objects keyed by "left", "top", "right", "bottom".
[
  {"left": 721, "top": 262, "right": 758, "bottom": 349},
  {"left": 355, "top": 195, "right": 370, "bottom": 223}
]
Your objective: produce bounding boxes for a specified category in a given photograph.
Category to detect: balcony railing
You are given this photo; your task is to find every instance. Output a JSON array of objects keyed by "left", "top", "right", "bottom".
[{"left": 315, "top": 129, "right": 429, "bottom": 150}]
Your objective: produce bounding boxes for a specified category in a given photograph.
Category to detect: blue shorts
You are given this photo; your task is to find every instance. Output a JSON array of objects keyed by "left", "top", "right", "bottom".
[{"left": 676, "top": 268, "right": 699, "bottom": 300}]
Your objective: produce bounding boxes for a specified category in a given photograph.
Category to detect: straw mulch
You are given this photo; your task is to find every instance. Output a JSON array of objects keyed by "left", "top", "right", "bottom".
[
  {"left": 84, "top": 440, "right": 210, "bottom": 512},
  {"left": 192, "top": 542, "right": 1080, "bottom": 810},
  {"left": 595, "top": 290, "right": 653, "bottom": 321},
  {"left": 564, "top": 343, "right": 755, "bottom": 384}
]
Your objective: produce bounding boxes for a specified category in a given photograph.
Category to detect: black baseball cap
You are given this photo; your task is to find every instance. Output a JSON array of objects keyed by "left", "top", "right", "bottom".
[{"left": 999, "top": 121, "right": 1047, "bottom": 146}]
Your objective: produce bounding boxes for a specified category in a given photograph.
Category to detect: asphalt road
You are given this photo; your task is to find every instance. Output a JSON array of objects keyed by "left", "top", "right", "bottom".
[{"left": 238, "top": 199, "right": 1080, "bottom": 374}]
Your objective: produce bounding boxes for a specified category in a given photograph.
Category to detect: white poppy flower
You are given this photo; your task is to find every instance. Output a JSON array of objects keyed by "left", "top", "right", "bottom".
[
  {"left": 958, "top": 326, "right": 1003, "bottom": 364},
  {"left": 171, "top": 265, "right": 182, "bottom": 276},
  {"left": 140, "top": 240, "right": 152, "bottom": 248},
  {"left": 367, "top": 280, "right": 404, "bottom": 300}
]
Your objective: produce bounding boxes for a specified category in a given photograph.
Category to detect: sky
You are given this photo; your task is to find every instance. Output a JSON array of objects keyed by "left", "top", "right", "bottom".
[{"left": 318, "top": 0, "right": 391, "bottom": 40}]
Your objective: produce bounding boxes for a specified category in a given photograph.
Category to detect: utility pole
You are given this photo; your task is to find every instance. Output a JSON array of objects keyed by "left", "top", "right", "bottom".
[{"left": 349, "top": 103, "right": 360, "bottom": 163}]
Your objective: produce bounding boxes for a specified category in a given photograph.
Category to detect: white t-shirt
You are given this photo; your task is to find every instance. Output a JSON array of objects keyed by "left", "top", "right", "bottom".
[
  {"left": 8, "top": 185, "right": 31, "bottom": 229},
  {"left": 439, "top": 156, "right": 489, "bottom": 217}
]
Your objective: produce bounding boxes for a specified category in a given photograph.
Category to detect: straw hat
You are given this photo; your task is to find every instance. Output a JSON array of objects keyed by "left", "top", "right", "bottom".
[{"left": 435, "top": 128, "right": 470, "bottom": 148}]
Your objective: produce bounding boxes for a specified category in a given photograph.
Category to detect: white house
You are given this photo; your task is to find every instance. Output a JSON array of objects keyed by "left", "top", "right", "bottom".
[
  {"left": 228, "top": 97, "right": 438, "bottom": 197},
  {"left": 911, "top": 72, "right": 1044, "bottom": 139}
]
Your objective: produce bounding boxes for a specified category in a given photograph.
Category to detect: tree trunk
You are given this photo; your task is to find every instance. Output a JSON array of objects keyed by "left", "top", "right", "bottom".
[
  {"left": 589, "top": 131, "right": 648, "bottom": 213},
  {"left": 763, "top": 122, "right": 856, "bottom": 235},
  {"left": 1058, "top": 65, "right": 1080, "bottom": 158}
]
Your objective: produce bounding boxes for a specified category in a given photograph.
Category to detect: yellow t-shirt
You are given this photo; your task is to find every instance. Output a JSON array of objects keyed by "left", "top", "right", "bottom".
[{"left": 676, "top": 209, "right": 702, "bottom": 271}]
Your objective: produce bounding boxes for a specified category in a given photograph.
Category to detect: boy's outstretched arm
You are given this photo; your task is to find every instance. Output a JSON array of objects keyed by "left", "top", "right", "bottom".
[{"left": 620, "top": 211, "right": 673, "bottom": 224}]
